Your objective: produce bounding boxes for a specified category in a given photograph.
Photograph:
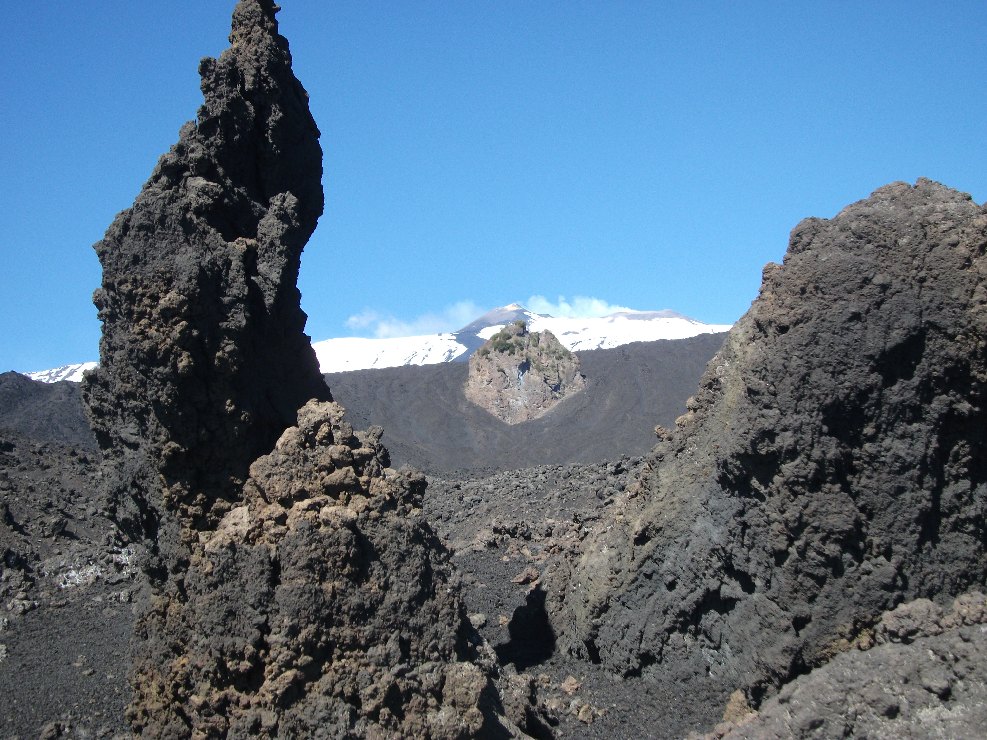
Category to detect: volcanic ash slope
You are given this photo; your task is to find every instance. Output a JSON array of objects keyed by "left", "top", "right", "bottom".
[{"left": 551, "top": 179, "right": 987, "bottom": 717}]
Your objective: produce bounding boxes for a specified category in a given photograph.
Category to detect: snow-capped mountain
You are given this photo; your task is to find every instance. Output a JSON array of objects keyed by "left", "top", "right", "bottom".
[
  {"left": 25, "top": 362, "right": 98, "bottom": 384},
  {"left": 24, "top": 304, "right": 732, "bottom": 380},
  {"left": 484, "top": 306, "right": 732, "bottom": 353},
  {"left": 312, "top": 304, "right": 534, "bottom": 373},
  {"left": 313, "top": 303, "right": 731, "bottom": 373}
]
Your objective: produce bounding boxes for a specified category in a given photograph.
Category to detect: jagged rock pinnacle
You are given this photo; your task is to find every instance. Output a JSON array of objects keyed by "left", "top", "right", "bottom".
[
  {"left": 230, "top": 0, "right": 281, "bottom": 43},
  {"left": 84, "top": 0, "right": 329, "bottom": 539},
  {"left": 82, "top": 3, "right": 526, "bottom": 736}
]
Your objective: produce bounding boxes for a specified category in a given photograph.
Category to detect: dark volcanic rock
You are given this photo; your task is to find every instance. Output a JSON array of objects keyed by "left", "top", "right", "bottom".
[
  {"left": 131, "top": 400, "right": 518, "bottom": 737},
  {"left": 82, "top": 2, "right": 516, "bottom": 736},
  {"left": 0, "top": 372, "right": 95, "bottom": 449},
  {"left": 717, "top": 593, "right": 987, "bottom": 739},
  {"left": 553, "top": 180, "right": 987, "bottom": 719},
  {"left": 82, "top": 0, "right": 329, "bottom": 540},
  {"left": 0, "top": 430, "right": 135, "bottom": 738},
  {"left": 0, "top": 433, "right": 113, "bottom": 607}
]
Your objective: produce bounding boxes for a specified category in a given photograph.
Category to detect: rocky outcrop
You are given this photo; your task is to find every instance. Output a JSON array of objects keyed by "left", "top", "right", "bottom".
[
  {"left": 714, "top": 593, "right": 987, "bottom": 738},
  {"left": 551, "top": 180, "right": 987, "bottom": 713},
  {"left": 129, "top": 399, "right": 519, "bottom": 737},
  {"left": 466, "top": 321, "right": 585, "bottom": 424},
  {"left": 82, "top": 2, "right": 518, "bottom": 736}
]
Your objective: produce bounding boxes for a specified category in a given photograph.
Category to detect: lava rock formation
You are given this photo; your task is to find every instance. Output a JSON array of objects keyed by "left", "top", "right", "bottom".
[
  {"left": 466, "top": 321, "right": 586, "bottom": 425},
  {"left": 83, "top": 0, "right": 330, "bottom": 543},
  {"left": 82, "top": 2, "right": 518, "bottom": 736},
  {"left": 552, "top": 179, "right": 987, "bottom": 713},
  {"left": 715, "top": 592, "right": 987, "bottom": 738}
]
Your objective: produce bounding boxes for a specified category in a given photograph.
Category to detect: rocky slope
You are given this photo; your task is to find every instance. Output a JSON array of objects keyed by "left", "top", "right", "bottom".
[
  {"left": 0, "top": 372, "right": 95, "bottom": 449},
  {"left": 714, "top": 592, "right": 987, "bottom": 738},
  {"left": 328, "top": 334, "right": 727, "bottom": 474},
  {"left": 551, "top": 179, "right": 987, "bottom": 722},
  {"left": 466, "top": 322, "right": 586, "bottom": 424},
  {"left": 3, "top": 331, "right": 727, "bottom": 477},
  {"left": 0, "top": 429, "right": 135, "bottom": 737},
  {"left": 80, "top": 2, "right": 520, "bottom": 736}
]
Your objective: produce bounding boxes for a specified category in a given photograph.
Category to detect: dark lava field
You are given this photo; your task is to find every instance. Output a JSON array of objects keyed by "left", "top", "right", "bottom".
[
  {"left": 2, "top": 1, "right": 986, "bottom": 737},
  {"left": 0, "top": 336, "right": 721, "bottom": 737}
]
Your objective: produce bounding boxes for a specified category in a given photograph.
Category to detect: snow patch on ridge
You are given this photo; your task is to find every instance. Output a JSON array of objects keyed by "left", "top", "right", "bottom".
[
  {"left": 26, "top": 362, "right": 97, "bottom": 383},
  {"left": 24, "top": 305, "right": 732, "bottom": 380},
  {"left": 314, "top": 334, "right": 468, "bottom": 373},
  {"left": 477, "top": 313, "right": 732, "bottom": 351}
]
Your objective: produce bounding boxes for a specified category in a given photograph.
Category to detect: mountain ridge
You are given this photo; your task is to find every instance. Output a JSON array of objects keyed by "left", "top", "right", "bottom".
[{"left": 26, "top": 303, "right": 732, "bottom": 380}]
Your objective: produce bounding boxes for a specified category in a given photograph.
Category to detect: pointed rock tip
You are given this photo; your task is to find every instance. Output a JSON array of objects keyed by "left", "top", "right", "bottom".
[{"left": 230, "top": 0, "right": 281, "bottom": 42}]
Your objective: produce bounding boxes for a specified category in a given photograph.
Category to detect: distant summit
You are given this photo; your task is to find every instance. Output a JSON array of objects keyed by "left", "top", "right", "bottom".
[
  {"left": 25, "top": 303, "right": 732, "bottom": 380},
  {"left": 312, "top": 303, "right": 732, "bottom": 373},
  {"left": 454, "top": 303, "right": 537, "bottom": 337},
  {"left": 25, "top": 362, "right": 97, "bottom": 384}
]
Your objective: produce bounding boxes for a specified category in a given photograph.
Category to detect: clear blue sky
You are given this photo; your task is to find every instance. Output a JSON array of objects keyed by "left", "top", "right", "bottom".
[{"left": 2, "top": 2, "right": 985, "bottom": 371}]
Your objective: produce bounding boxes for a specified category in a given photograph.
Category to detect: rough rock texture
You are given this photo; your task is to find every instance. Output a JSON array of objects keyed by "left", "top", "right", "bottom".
[
  {"left": 0, "top": 430, "right": 136, "bottom": 737},
  {"left": 552, "top": 180, "right": 987, "bottom": 713},
  {"left": 81, "top": 2, "right": 518, "bottom": 736},
  {"left": 714, "top": 593, "right": 987, "bottom": 738},
  {"left": 82, "top": 0, "right": 330, "bottom": 542},
  {"left": 427, "top": 459, "right": 641, "bottom": 667},
  {"left": 426, "top": 459, "right": 754, "bottom": 739},
  {"left": 0, "top": 433, "right": 118, "bottom": 612},
  {"left": 130, "top": 399, "right": 519, "bottom": 737},
  {"left": 466, "top": 322, "right": 586, "bottom": 424},
  {"left": 426, "top": 460, "right": 641, "bottom": 736}
]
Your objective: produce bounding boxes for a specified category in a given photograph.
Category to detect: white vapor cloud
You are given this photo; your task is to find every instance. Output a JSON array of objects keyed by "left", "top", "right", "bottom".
[
  {"left": 345, "top": 300, "right": 486, "bottom": 338},
  {"left": 345, "top": 296, "right": 638, "bottom": 339},
  {"left": 525, "top": 295, "right": 635, "bottom": 318}
]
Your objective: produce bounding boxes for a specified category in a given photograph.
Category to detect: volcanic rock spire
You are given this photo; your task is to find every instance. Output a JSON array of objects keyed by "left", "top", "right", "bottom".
[
  {"left": 84, "top": 0, "right": 329, "bottom": 537},
  {"left": 83, "top": 2, "right": 522, "bottom": 736},
  {"left": 552, "top": 179, "right": 987, "bottom": 716}
]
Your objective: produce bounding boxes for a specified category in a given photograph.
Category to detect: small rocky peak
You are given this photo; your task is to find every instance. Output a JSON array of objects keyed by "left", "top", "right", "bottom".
[
  {"left": 230, "top": 0, "right": 280, "bottom": 44},
  {"left": 466, "top": 320, "right": 586, "bottom": 424}
]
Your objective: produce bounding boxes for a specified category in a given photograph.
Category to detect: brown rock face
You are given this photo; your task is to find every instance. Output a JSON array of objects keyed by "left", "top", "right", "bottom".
[
  {"left": 551, "top": 180, "right": 987, "bottom": 713},
  {"left": 129, "top": 398, "right": 516, "bottom": 737},
  {"left": 82, "top": 2, "right": 518, "bottom": 736},
  {"left": 465, "top": 321, "right": 586, "bottom": 424}
]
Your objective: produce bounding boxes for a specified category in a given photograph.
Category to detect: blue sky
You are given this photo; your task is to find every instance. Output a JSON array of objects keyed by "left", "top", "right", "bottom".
[{"left": 2, "top": 2, "right": 986, "bottom": 371}]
